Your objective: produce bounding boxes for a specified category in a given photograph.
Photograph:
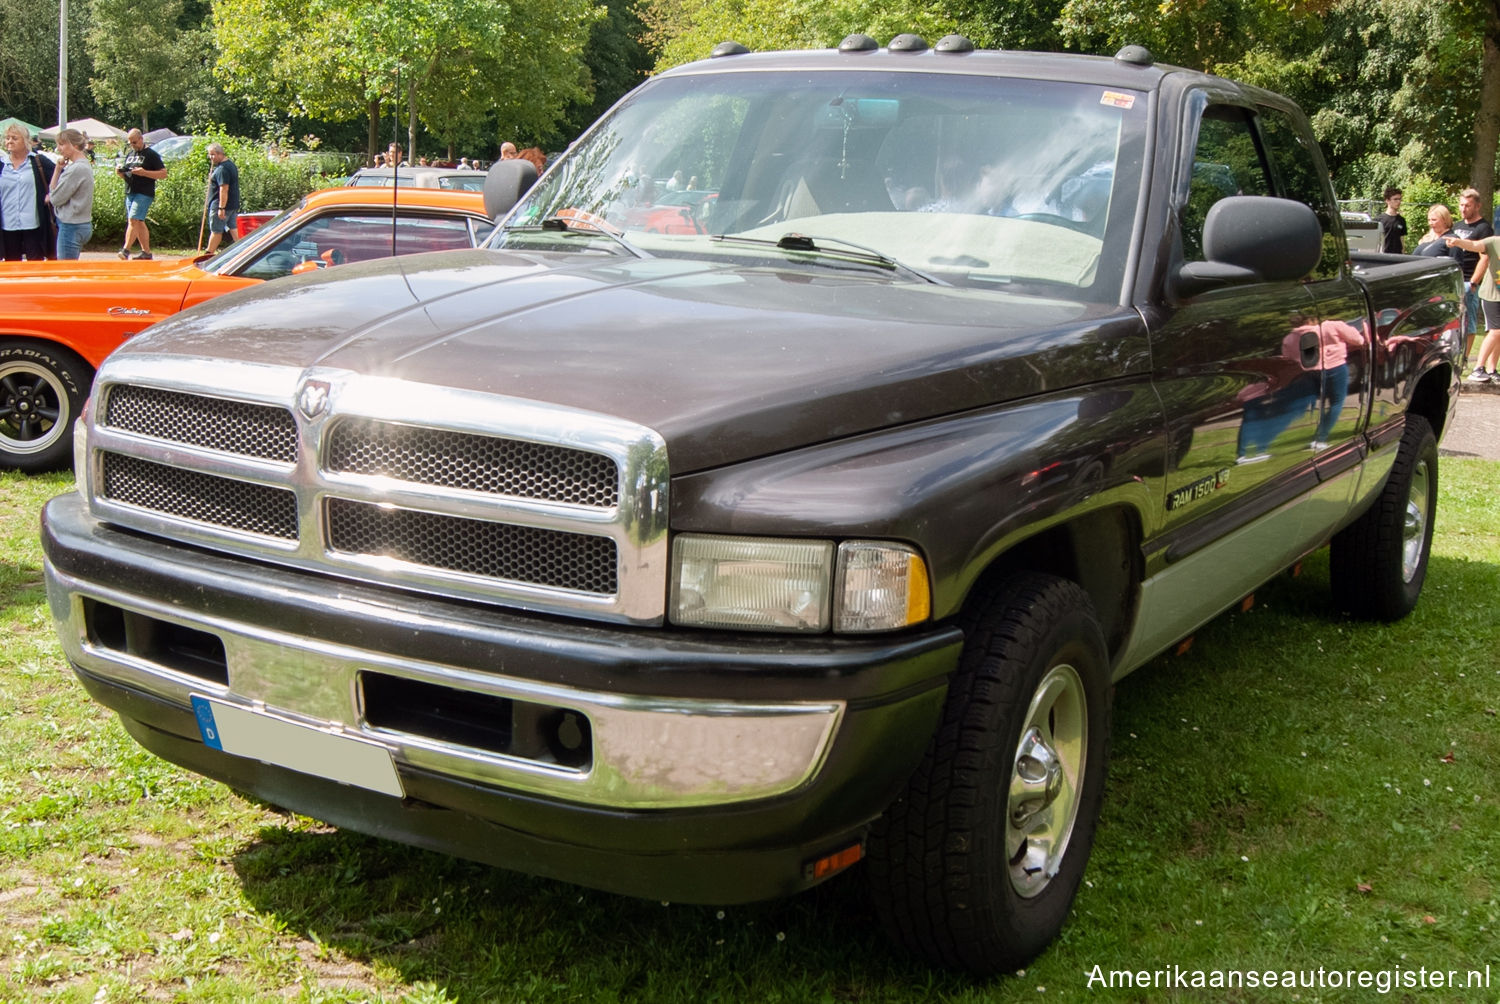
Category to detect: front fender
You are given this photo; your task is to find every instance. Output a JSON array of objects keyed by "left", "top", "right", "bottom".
[{"left": 670, "top": 380, "right": 1167, "bottom": 619}]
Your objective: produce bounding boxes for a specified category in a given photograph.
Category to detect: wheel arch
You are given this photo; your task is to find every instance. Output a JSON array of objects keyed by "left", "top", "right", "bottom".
[
  {"left": 959, "top": 504, "right": 1144, "bottom": 664},
  {"left": 1405, "top": 360, "right": 1453, "bottom": 443}
]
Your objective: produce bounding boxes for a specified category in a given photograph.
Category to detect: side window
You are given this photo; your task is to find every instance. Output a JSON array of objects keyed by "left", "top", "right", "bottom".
[
  {"left": 1256, "top": 106, "right": 1342, "bottom": 279},
  {"left": 239, "top": 214, "right": 477, "bottom": 280},
  {"left": 1181, "top": 105, "right": 1271, "bottom": 261}
]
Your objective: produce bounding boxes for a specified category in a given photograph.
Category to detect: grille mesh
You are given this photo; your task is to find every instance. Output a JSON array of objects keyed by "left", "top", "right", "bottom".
[
  {"left": 102, "top": 453, "right": 298, "bottom": 539},
  {"left": 325, "top": 420, "right": 619, "bottom": 508},
  {"left": 103, "top": 385, "right": 297, "bottom": 463},
  {"left": 326, "top": 498, "right": 618, "bottom": 594}
]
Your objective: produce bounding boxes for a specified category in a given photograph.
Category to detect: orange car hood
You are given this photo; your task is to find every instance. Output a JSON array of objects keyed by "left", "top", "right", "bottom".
[{"left": 0, "top": 257, "right": 206, "bottom": 280}]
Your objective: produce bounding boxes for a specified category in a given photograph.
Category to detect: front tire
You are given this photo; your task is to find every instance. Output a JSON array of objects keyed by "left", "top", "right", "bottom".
[
  {"left": 0, "top": 340, "right": 91, "bottom": 472},
  {"left": 1330, "top": 414, "right": 1437, "bottom": 620},
  {"left": 867, "top": 573, "right": 1111, "bottom": 974}
]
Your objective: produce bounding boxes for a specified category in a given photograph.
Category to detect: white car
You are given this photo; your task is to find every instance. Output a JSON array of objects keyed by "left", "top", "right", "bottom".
[{"left": 345, "top": 167, "right": 486, "bottom": 192}]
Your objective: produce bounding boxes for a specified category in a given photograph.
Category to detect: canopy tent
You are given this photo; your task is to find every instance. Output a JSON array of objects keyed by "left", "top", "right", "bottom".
[
  {"left": 0, "top": 116, "right": 44, "bottom": 138},
  {"left": 142, "top": 127, "right": 176, "bottom": 144},
  {"left": 40, "top": 117, "right": 128, "bottom": 142}
]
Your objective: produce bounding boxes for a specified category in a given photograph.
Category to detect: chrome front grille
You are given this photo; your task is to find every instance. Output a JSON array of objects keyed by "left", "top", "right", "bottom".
[
  {"left": 82, "top": 360, "right": 670, "bottom": 625},
  {"left": 327, "top": 499, "right": 618, "bottom": 594},
  {"left": 103, "top": 384, "right": 297, "bottom": 462},
  {"left": 325, "top": 419, "right": 619, "bottom": 507},
  {"left": 101, "top": 453, "right": 299, "bottom": 540}
]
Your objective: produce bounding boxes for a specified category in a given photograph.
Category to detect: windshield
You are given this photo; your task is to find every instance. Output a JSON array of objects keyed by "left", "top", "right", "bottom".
[
  {"left": 200, "top": 206, "right": 298, "bottom": 275},
  {"left": 497, "top": 69, "right": 1147, "bottom": 298}
]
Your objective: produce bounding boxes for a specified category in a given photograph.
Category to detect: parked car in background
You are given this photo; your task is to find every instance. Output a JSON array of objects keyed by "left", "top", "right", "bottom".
[
  {"left": 346, "top": 166, "right": 487, "bottom": 192},
  {"left": 0, "top": 186, "right": 492, "bottom": 471},
  {"left": 150, "top": 135, "right": 197, "bottom": 161}
]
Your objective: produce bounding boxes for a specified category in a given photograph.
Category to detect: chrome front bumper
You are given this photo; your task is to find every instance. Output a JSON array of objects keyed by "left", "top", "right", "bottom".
[{"left": 47, "top": 562, "right": 845, "bottom": 810}]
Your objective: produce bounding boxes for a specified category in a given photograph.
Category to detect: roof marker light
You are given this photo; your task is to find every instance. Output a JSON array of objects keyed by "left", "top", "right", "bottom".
[
  {"left": 838, "top": 33, "right": 879, "bottom": 53},
  {"left": 935, "top": 34, "right": 975, "bottom": 53},
  {"left": 1115, "top": 45, "right": 1154, "bottom": 66}
]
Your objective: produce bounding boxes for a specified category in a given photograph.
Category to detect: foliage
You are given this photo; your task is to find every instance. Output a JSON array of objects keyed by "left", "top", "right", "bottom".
[
  {"left": 88, "top": 135, "right": 321, "bottom": 247},
  {"left": 641, "top": 0, "right": 978, "bottom": 70},
  {"left": 86, "top": 0, "right": 201, "bottom": 131},
  {"left": 0, "top": 0, "right": 95, "bottom": 129},
  {"left": 542, "top": 0, "right": 656, "bottom": 150},
  {"left": 211, "top": 0, "right": 601, "bottom": 162}
]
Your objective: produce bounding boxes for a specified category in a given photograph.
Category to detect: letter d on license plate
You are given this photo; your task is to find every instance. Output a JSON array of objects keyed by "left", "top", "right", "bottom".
[{"left": 191, "top": 695, "right": 404, "bottom": 798}]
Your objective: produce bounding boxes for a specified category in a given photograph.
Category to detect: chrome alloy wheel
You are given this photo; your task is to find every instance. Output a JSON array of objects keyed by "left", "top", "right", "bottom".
[
  {"left": 1402, "top": 457, "right": 1431, "bottom": 583},
  {"left": 1007, "top": 662, "right": 1088, "bottom": 897}
]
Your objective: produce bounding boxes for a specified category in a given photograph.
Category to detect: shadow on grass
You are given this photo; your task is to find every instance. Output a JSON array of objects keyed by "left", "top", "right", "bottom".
[
  {"left": 230, "top": 826, "right": 956, "bottom": 999},
  {"left": 223, "top": 551, "right": 1498, "bottom": 999}
]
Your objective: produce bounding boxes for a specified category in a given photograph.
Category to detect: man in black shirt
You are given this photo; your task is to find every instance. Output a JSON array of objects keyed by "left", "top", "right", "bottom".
[
  {"left": 1450, "top": 187, "right": 1493, "bottom": 356},
  {"left": 116, "top": 129, "right": 168, "bottom": 259},
  {"left": 1375, "top": 186, "right": 1407, "bottom": 253}
]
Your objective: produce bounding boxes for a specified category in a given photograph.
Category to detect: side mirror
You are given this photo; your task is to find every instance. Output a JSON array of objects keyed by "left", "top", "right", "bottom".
[
  {"left": 1177, "top": 195, "right": 1323, "bottom": 296},
  {"left": 484, "top": 159, "right": 539, "bottom": 220}
]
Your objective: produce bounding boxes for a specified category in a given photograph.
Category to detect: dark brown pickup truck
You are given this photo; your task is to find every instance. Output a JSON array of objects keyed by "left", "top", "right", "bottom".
[{"left": 42, "top": 37, "right": 1463, "bottom": 973}]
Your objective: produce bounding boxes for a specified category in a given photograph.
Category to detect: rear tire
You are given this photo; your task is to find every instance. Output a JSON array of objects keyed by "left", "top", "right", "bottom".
[
  {"left": 1330, "top": 414, "right": 1437, "bottom": 620},
  {"left": 867, "top": 573, "right": 1111, "bottom": 974},
  {"left": 0, "top": 340, "right": 91, "bottom": 472}
]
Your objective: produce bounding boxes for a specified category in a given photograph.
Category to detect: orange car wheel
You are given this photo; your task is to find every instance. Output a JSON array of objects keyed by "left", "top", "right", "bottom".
[{"left": 0, "top": 340, "right": 91, "bottom": 472}]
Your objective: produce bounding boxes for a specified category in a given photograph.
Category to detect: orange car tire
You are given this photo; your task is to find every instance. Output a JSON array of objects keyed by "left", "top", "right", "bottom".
[{"left": 0, "top": 340, "right": 92, "bottom": 472}]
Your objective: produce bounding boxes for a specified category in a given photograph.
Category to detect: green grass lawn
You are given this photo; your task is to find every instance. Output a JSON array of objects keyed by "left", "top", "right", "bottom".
[{"left": 3, "top": 464, "right": 1497, "bottom": 1003}]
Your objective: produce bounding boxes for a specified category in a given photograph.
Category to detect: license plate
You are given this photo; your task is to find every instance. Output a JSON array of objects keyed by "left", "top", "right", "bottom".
[{"left": 191, "top": 695, "right": 404, "bottom": 798}]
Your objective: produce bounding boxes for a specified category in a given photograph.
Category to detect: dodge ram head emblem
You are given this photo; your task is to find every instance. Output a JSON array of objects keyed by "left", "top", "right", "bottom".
[{"left": 297, "top": 380, "right": 331, "bottom": 419}]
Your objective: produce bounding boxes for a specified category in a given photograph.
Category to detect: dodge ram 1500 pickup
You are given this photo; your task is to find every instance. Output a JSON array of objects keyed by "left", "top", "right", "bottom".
[{"left": 42, "top": 37, "right": 1463, "bottom": 973}]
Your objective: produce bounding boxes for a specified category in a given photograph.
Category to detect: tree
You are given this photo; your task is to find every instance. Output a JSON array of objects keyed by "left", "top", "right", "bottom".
[
  {"left": 0, "top": 0, "right": 96, "bottom": 128},
  {"left": 88, "top": 0, "right": 198, "bottom": 129},
  {"left": 545, "top": 0, "right": 655, "bottom": 150},
  {"left": 213, "top": 0, "right": 601, "bottom": 162}
]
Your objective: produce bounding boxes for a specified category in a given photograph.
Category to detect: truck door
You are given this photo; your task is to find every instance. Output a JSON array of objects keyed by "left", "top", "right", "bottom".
[
  {"left": 1254, "top": 105, "right": 1370, "bottom": 472},
  {"left": 1150, "top": 102, "right": 1323, "bottom": 531}
]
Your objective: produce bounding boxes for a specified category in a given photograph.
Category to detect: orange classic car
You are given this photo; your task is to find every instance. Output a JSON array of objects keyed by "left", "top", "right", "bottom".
[{"left": 0, "top": 186, "right": 493, "bottom": 471}]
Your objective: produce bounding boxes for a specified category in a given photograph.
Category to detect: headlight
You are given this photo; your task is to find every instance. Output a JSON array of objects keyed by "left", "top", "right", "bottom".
[
  {"left": 669, "top": 534, "right": 930, "bottom": 633},
  {"left": 670, "top": 535, "right": 834, "bottom": 632}
]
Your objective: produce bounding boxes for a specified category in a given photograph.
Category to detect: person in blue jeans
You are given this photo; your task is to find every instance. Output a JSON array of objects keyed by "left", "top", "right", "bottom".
[
  {"left": 47, "top": 128, "right": 94, "bottom": 259},
  {"left": 117, "top": 129, "right": 167, "bottom": 259}
]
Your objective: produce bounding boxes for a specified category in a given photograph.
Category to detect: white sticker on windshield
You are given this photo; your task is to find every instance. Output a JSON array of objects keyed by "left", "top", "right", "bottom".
[{"left": 1100, "top": 91, "right": 1136, "bottom": 110}]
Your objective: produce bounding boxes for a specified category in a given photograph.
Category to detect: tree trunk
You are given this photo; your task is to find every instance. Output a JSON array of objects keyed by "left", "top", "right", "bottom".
[
  {"left": 408, "top": 77, "right": 418, "bottom": 162},
  {"left": 1473, "top": 3, "right": 1500, "bottom": 218},
  {"left": 367, "top": 98, "right": 380, "bottom": 165}
]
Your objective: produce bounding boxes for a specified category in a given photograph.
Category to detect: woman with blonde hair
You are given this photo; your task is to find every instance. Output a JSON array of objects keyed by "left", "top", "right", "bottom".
[
  {"left": 0, "top": 122, "right": 56, "bottom": 260},
  {"left": 1413, "top": 204, "right": 1455, "bottom": 257},
  {"left": 48, "top": 127, "right": 94, "bottom": 259}
]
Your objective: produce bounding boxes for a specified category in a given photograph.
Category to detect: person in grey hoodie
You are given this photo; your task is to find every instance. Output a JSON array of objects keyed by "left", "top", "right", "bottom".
[{"left": 48, "top": 128, "right": 94, "bottom": 259}]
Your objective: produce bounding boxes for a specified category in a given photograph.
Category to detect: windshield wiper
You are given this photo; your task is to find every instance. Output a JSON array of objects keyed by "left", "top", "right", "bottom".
[
  {"left": 501, "top": 215, "right": 651, "bottom": 258},
  {"left": 710, "top": 232, "right": 945, "bottom": 285}
]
